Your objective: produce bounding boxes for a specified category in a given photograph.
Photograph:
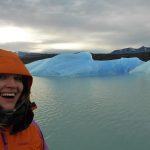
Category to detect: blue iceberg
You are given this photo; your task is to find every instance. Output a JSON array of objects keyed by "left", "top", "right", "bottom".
[
  {"left": 130, "top": 60, "right": 150, "bottom": 75},
  {"left": 26, "top": 52, "right": 144, "bottom": 77}
]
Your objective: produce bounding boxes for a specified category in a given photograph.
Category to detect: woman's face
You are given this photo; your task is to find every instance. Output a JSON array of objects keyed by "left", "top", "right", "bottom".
[{"left": 0, "top": 74, "right": 23, "bottom": 110}]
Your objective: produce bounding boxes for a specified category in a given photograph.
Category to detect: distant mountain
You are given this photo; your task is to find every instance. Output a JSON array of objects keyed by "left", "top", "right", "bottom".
[
  {"left": 17, "top": 51, "right": 57, "bottom": 64},
  {"left": 111, "top": 46, "right": 150, "bottom": 54},
  {"left": 18, "top": 46, "right": 150, "bottom": 64}
]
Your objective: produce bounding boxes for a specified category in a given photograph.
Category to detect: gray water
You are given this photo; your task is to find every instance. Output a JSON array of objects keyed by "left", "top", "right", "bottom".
[{"left": 31, "top": 75, "right": 150, "bottom": 150}]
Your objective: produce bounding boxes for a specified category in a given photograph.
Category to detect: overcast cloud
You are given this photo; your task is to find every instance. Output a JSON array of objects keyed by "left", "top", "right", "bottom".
[{"left": 0, "top": 0, "right": 150, "bottom": 53}]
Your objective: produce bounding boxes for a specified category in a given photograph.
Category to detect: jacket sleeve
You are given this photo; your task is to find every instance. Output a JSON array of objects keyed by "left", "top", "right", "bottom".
[{"left": 32, "top": 121, "right": 49, "bottom": 150}]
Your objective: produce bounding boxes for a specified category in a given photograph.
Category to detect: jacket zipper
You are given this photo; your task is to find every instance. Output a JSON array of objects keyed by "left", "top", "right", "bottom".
[{"left": 1, "top": 132, "right": 8, "bottom": 150}]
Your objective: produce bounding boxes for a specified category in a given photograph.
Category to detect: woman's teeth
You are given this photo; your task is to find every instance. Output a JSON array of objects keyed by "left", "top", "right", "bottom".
[{"left": 0, "top": 93, "right": 16, "bottom": 98}]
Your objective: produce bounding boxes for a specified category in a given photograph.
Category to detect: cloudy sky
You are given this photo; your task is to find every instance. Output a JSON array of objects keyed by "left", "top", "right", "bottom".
[{"left": 0, "top": 0, "right": 150, "bottom": 53}]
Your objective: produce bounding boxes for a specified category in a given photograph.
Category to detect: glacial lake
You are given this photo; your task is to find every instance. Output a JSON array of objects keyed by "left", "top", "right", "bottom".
[{"left": 31, "top": 74, "right": 150, "bottom": 150}]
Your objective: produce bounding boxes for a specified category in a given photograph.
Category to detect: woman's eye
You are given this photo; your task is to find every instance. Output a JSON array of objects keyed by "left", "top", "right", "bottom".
[
  {"left": 14, "top": 75, "right": 23, "bottom": 82},
  {"left": 0, "top": 74, "right": 23, "bottom": 81},
  {"left": 0, "top": 75, "right": 7, "bottom": 80}
]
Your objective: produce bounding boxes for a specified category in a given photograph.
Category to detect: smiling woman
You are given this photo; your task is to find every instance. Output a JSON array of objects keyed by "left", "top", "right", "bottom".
[
  {"left": 0, "top": 26, "right": 32, "bottom": 43},
  {"left": 0, "top": 49, "right": 49, "bottom": 150}
]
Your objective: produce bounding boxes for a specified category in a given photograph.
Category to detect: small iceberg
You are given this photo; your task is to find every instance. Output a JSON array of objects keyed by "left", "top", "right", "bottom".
[{"left": 129, "top": 60, "right": 150, "bottom": 75}]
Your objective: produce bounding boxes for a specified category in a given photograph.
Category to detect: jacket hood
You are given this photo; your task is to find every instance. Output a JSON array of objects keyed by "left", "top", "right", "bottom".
[{"left": 0, "top": 49, "right": 32, "bottom": 89}]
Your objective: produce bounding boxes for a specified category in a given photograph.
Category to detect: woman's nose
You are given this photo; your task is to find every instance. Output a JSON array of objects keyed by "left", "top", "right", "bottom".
[{"left": 5, "top": 77, "right": 17, "bottom": 88}]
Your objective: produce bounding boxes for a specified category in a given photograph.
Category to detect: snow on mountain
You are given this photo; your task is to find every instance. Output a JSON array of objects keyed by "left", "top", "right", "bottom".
[{"left": 111, "top": 46, "right": 150, "bottom": 54}]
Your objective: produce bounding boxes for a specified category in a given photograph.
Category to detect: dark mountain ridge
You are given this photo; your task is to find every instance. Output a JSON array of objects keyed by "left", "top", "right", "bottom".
[
  {"left": 18, "top": 46, "right": 150, "bottom": 64},
  {"left": 111, "top": 46, "right": 150, "bottom": 54}
]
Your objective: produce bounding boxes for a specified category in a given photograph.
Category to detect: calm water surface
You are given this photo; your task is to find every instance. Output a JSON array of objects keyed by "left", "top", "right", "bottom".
[{"left": 31, "top": 75, "right": 150, "bottom": 150}]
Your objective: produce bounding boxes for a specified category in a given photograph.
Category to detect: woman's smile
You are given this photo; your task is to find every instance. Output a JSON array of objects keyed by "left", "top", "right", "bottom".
[{"left": 0, "top": 74, "right": 23, "bottom": 110}]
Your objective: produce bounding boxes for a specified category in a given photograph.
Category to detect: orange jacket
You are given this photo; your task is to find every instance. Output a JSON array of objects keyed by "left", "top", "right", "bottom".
[{"left": 0, "top": 121, "right": 48, "bottom": 150}]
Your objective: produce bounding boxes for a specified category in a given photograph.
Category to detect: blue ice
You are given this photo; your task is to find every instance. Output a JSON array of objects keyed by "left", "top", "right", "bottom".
[
  {"left": 26, "top": 52, "right": 144, "bottom": 77},
  {"left": 130, "top": 60, "right": 150, "bottom": 75}
]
